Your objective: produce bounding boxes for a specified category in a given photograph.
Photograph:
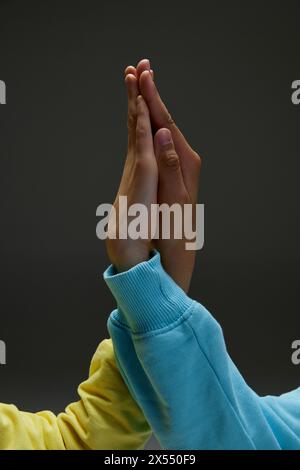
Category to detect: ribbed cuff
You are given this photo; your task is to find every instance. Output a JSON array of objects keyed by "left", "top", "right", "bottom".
[{"left": 103, "top": 251, "right": 193, "bottom": 334}]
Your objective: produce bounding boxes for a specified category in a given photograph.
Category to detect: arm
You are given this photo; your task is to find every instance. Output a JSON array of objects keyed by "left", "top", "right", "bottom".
[
  {"left": 105, "top": 253, "right": 300, "bottom": 450},
  {"left": 104, "top": 59, "right": 300, "bottom": 450},
  {"left": 0, "top": 340, "right": 150, "bottom": 449},
  {"left": 0, "top": 62, "right": 158, "bottom": 452}
]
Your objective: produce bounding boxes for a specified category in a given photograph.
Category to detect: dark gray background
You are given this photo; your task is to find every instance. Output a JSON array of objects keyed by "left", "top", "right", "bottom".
[{"left": 0, "top": 0, "right": 300, "bottom": 449}]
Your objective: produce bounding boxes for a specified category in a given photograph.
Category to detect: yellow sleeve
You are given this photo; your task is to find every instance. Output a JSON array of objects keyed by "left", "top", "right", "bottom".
[{"left": 0, "top": 339, "right": 151, "bottom": 450}]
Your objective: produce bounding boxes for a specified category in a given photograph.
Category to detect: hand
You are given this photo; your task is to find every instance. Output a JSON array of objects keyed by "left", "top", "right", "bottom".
[
  {"left": 125, "top": 60, "right": 202, "bottom": 292},
  {"left": 106, "top": 74, "right": 158, "bottom": 273}
]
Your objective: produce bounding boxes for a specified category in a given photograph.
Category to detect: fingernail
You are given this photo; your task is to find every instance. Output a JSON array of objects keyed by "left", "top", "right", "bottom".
[
  {"left": 144, "top": 59, "right": 150, "bottom": 69},
  {"left": 158, "top": 129, "right": 172, "bottom": 146}
]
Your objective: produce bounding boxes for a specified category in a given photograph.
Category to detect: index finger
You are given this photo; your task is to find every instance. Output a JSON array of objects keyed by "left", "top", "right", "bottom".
[
  {"left": 136, "top": 62, "right": 195, "bottom": 161},
  {"left": 135, "top": 95, "right": 154, "bottom": 160}
]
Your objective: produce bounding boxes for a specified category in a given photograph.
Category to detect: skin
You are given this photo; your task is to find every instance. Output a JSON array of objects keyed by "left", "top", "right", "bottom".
[
  {"left": 106, "top": 91, "right": 157, "bottom": 272},
  {"left": 106, "top": 59, "right": 202, "bottom": 292}
]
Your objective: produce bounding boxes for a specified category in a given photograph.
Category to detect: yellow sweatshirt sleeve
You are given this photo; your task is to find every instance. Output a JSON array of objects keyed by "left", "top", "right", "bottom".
[{"left": 0, "top": 339, "right": 151, "bottom": 450}]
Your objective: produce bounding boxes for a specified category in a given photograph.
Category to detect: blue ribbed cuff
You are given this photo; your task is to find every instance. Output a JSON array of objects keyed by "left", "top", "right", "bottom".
[{"left": 103, "top": 251, "right": 193, "bottom": 334}]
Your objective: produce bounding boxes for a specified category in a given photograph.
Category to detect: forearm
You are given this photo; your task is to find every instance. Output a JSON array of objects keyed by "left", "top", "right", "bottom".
[
  {"left": 0, "top": 340, "right": 150, "bottom": 450},
  {"left": 105, "top": 253, "right": 300, "bottom": 449}
]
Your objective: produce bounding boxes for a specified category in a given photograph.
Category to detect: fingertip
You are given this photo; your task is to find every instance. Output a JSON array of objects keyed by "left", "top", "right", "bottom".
[
  {"left": 125, "top": 74, "right": 138, "bottom": 95},
  {"left": 140, "top": 69, "right": 152, "bottom": 80},
  {"left": 139, "top": 71, "right": 154, "bottom": 101},
  {"left": 155, "top": 128, "right": 172, "bottom": 147},
  {"left": 125, "top": 73, "right": 137, "bottom": 84},
  {"left": 124, "top": 65, "right": 137, "bottom": 77},
  {"left": 140, "top": 69, "right": 155, "bottom": 89},
  {"left": 136, "top": 59, "right": 151, "bottom": 82},
  {"left": 136, "top": 58, "right": 150, "bottom": 70}
]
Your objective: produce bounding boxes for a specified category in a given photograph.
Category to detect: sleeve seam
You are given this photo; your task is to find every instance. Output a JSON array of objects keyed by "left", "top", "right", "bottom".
[{"left": 109, "top": 302, "right": 197, "bottom": 339}]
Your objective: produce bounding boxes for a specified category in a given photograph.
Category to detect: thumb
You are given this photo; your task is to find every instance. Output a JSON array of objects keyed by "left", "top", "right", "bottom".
[{"left": 154, "top": 128, "right": 186, "bottom": 203}]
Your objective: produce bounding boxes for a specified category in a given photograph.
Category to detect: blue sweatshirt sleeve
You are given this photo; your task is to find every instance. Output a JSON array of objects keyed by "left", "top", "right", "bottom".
[{"left": 104, "top": 252, "right": 300, "bottom": 450}]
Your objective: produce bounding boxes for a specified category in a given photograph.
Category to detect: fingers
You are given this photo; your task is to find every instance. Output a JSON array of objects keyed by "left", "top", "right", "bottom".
[
  {"left": 127, "top": 59, "right": 197, "bottom": 163},
  {"left": 125, "top": 73, "right": 139, "bottom": 151},
  {"left": 135, "top": 95, "right": 154, "bottom": 159},
  {"left": 125, "top": 65, "right": 155, "bottom": 80},
  {"left": 138, "top": 64, "right": 202, "bottom": 203},
  {"left": 124, "top": 65, "right": 137, "bottom": 77},
  {"left": 154, "top": 128, "right": 186, "bottom": 203},
  {"left": 135, "top": 59, "right": 194, "bottom": 159},
  {"left": 139, "top": 69, "right": 170, "bottom": 128},
  {"left": 135, "top": 59, "right": 154, "bottom": 80},
  {"left": 139, "top": 69, "right": 196, "bottom": 160},
  {"left": 124, "top": 59, "right": 201, "bottom": 203},
  {"left": 125, "top": 65, "right": 154, "bottom": 82},
  {"left": 136, "top": 58, "right": 151, "bottom": 76}
]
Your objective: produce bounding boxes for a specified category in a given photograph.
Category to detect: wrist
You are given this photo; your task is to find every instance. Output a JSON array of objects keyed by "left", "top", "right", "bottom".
[
  {"left": 105, "top": 250, "right": 194, "bottom": 334},
  {"left": 106, "top": 239, "right": 151, "bottom": 273},
  {"left": 154, "top": 241, "right": 195, "bottom": 293}
]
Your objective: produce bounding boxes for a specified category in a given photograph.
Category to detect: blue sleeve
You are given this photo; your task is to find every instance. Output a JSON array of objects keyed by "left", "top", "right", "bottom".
[{"left": 104, "top": 252, "right": 300, "bottom": 450}]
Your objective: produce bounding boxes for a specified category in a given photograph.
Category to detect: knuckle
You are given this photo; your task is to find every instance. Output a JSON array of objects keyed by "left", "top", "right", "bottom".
[
  {"left": 138, "top": 107, "right": 149, "bottom": 121},
  {"left": 136, "top": 124, "right": 148, "bottom": 139},
  {"left": 162, "top": 150, "right": 180, "bottom": 169},
  {"left": 192, "top": 151, "right": 202, "bottom": 170},
  {"left": 134, "top": 158, "right": 148, "bottom": 173},
  {"left": 127, "top": 113, "right": 136, "bottom": 130},
  {"left": 165, "top": 111, "right": 175, "bottom": 127},
  {"left": 193, "top": 150, "right": 202, "bottom": 162},
  {"left": 179, "top": 188, "right": 191, "bottom": 204}
]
